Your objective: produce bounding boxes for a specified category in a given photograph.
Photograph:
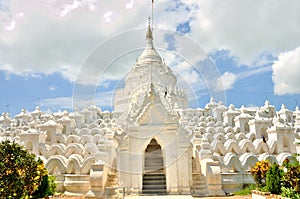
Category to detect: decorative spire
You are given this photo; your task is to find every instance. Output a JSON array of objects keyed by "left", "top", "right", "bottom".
[
  {"left": 136, "top": 17, "right": 162, "bottom": 66},
  {"left": 146, "top": 17, "right": 153, "bottom": 40}
]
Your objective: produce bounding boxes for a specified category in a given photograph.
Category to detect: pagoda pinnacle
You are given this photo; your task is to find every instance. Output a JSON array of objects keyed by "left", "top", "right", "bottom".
[{"left": 146, "top": 17, "right": 153, "bottom": 40}]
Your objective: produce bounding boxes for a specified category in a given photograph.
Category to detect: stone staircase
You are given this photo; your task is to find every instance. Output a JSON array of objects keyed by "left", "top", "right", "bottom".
[
  {"left": 142, "top": 139, "right": 167, "bottom": 194},
  {"left": 190, "top": 158, "right": 208, "bottom": 197},
  {"left": 142, "top": 172, "right": 167, "bottom": 194},
  {"left": 105, "top": 169, "right": 125, "bottom": 199},
  {"left": 106, "top": 169, "right": 118, "bottom": 187}
]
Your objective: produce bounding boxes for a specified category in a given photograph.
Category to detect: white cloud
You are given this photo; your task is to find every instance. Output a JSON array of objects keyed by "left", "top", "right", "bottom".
[
  {"left": 5, "top": 20, "right": 16, "bottom": 31},
  {"left": 237, "top": 65, "right": 272, "bottom": 80},
  {"left": 0, "top": 0, "right": 152, "bottom": 82},
  {"left": 39, "top": 89, "right": 114, "bottom": 112},
  {"left": 39, "top": 97, "right": 73, "bottom": 110},
  {"left": 103, "top": 11, "right": 113, "bottom": 23},
  {"left": 272, "top": 47, "right": 300, "bottom": 95},
  {"left": 49, "top": 85, "right": 56, "bottom": 91},
  {"left": 166, "top": 53, "right": 201, "bottom": 85},
  {"left": 0, "top": 0, "right": 299, "bottom": 87},
  {"left": 216, "top": 72, "right": 237, "bottom": 91},
  {"left": 190, "top": 0, "right": 300, "bottom": 65},
  {"left": 95, "top": 90, "right": 115, "bottom": 108},
  {"left": 17, "top": 12, "right": 24, "bottom": 17},
  {"left": 125, "top": 0, "right": 134, "bottom": 10},
  {"left": 60, "top": 0, "right": 81, "bottom": 17}
]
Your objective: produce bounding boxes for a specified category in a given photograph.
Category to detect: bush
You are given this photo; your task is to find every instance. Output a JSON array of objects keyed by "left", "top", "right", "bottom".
[
  {"left": 251, "top": 157, "right": 300, "bottom": 197},
  {"left": 266, "top": 163, "right": 283, "bottom": 194},
  {"left": 281, "top": 187, "right": 300, "bottom": 199},
  {"left": 32, "top": 174, "right": 56, "bottom": 198},
  {"left": 251, "top": 160, "right": 270, "bottom": 188},
  {"left": 282, "top": 164, "right": 300, "bottom": 193},
  {"left": 0, "top": 140, "right": 54, "bottom": 198}
]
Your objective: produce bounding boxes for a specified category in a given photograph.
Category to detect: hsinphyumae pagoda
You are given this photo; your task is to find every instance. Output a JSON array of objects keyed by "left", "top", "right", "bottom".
[{"left": 1, "top": 21, "right": 300, "bottom": 198}]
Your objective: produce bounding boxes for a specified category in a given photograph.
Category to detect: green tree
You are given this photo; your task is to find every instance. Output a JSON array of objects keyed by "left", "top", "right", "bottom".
[
  {"left": 0, "top": 140, "right": 44, "bottom": 198},
  {"left": 266, "top": 163, "right": 282, "bottom": 194}
]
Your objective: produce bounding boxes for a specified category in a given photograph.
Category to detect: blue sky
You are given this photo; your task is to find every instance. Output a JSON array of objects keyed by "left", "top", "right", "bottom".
[{"left": 0, "top": 0, "right": 300, "bottom": 116}]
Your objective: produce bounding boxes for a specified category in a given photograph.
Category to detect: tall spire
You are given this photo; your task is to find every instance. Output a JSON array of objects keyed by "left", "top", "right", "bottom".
[
  {"left": 146, "top": 17, "right": 153, "bottom": 40},
  {"left": 136, "top": 17, "right": 162, "bottom": 66},
  {"left": 151, "top": 0, "right": 154, "bottom": 31}
]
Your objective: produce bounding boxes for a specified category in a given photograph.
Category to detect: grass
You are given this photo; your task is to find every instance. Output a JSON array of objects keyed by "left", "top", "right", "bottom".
[{"left": 234, "top": 184, "right": 256, "bottom": 195}]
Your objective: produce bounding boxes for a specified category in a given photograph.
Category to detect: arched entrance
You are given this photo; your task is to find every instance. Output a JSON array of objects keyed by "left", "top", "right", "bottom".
[{"left": 142, "top": 139, "right": 166, "bottom": 194}]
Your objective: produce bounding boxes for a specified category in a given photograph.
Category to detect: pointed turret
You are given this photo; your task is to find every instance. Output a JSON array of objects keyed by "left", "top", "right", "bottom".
[{"left": 136, "top": 18, "right": 162, "bottom": 66}]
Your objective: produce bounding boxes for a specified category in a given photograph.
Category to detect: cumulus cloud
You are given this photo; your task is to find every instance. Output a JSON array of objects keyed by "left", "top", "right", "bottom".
[
  {"left": 0, "top": 0, "right": 299, "bottom": 88},
  {"left": 272, "top": 47, "right": 300, "bottom": 95},
  {"left": 216, "top": 72, "right": 237, "bottom": 91},
  {"left": 0, "top": 0, "right": 205, "bottom": 84},
  {"left": 190, "top": 0, "right": 300, "bottom": 65},
  {"left": 0, "top": 0, "right": 153, "bottom": 82}
]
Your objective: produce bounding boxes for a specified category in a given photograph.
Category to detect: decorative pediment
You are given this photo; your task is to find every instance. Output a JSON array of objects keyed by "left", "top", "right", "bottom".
[
  {"left": 136, "top": 102, "right": 174, "bottom": 125},
  {"left": 127, "top": 83, "right": 179, "bottom": 126}
]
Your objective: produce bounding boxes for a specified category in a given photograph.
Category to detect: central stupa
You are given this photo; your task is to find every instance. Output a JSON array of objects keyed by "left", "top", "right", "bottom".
[{"left": 114, "top": 19, "right": 188, "bottom": 117}]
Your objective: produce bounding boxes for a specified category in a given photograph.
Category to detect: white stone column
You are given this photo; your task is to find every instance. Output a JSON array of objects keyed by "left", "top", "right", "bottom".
[
  {"left": 86, "top": 164, "right": 105, "bottom": 198},
  {"left": 165, "top": 142, "right": 178, "bottom": 194},
  {"left": 117, "top": 148, "right": 131, "bottom": 193},
  {"left": 178, "top": 148, "right": 192, "bottom": 194}
]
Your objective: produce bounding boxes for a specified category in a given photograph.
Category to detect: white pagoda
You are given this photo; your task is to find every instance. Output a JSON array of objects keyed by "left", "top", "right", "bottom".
[{"left": 0, "top": 20, "right": 299, "bottom": 198}]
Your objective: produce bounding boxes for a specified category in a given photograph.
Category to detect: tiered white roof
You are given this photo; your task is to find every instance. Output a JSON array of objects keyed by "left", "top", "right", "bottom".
[{"left": 114, "top": 20, "right": 187, "bottom": 115}]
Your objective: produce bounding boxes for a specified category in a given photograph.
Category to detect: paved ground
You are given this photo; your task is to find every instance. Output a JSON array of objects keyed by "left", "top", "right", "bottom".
[
  {"left": 52, "top": 194, "right": 252, "bottom": 199},
  {"left": 125, "top": 195, "right": 251, "bottom": 199}
]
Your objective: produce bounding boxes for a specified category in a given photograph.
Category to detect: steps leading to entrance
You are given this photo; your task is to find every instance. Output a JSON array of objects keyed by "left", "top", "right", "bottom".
[
  {"left": 191, "top": 158, "right": 208, "bottom": 197},
  {"left": 191, "top": 173, "right": 207, "bottom": 195},
  {"left": 142, "top": 173, "right": 167, "bottom": 194},
  {"left": 106, "top": 169, "right": 118, "bottom": 187},
  {"left": 105, "top": 169, "right": 125, "bottom": 198},
  {"left": 142, "top": 139, "right": 167, "bottom": 195}
]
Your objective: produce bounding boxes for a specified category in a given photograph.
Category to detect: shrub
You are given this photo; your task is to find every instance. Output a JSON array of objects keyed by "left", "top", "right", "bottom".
[
  {"left": 32, "top": 174, "right": 56, "bottom": 198},
  {"left": 283, "top": 159, "right": 300, "bottom": 193},
  {"left": 281, "top": 187, "right": 300, "bottom": 199},
  {"left": 251, "top": 160, "right": 270, "bottom": 188},
  {"left": 282, "top": 164, "right": 300, "bottom": 193},
  {"left": 0, "top": 140, "right": 51, "bottom": 198},
  {"left": 266, "top": 163, "right": 282, "bottom": 194},
  {"left": 260, "top": 186, "right": 269, "bottom": 192}
]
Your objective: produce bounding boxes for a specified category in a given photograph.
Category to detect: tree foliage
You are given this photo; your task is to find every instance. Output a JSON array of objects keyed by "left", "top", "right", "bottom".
[
  {"left": 0, "top": 140, "right": 47, "bottom": 198},
  {"left": 266, "top": 163, "right": 283, "bottom": 194}
]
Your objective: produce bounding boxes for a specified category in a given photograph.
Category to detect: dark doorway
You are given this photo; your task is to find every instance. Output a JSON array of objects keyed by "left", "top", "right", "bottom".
[{"left": 142, "top": 139, "right": 167, "bottom": 194}]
